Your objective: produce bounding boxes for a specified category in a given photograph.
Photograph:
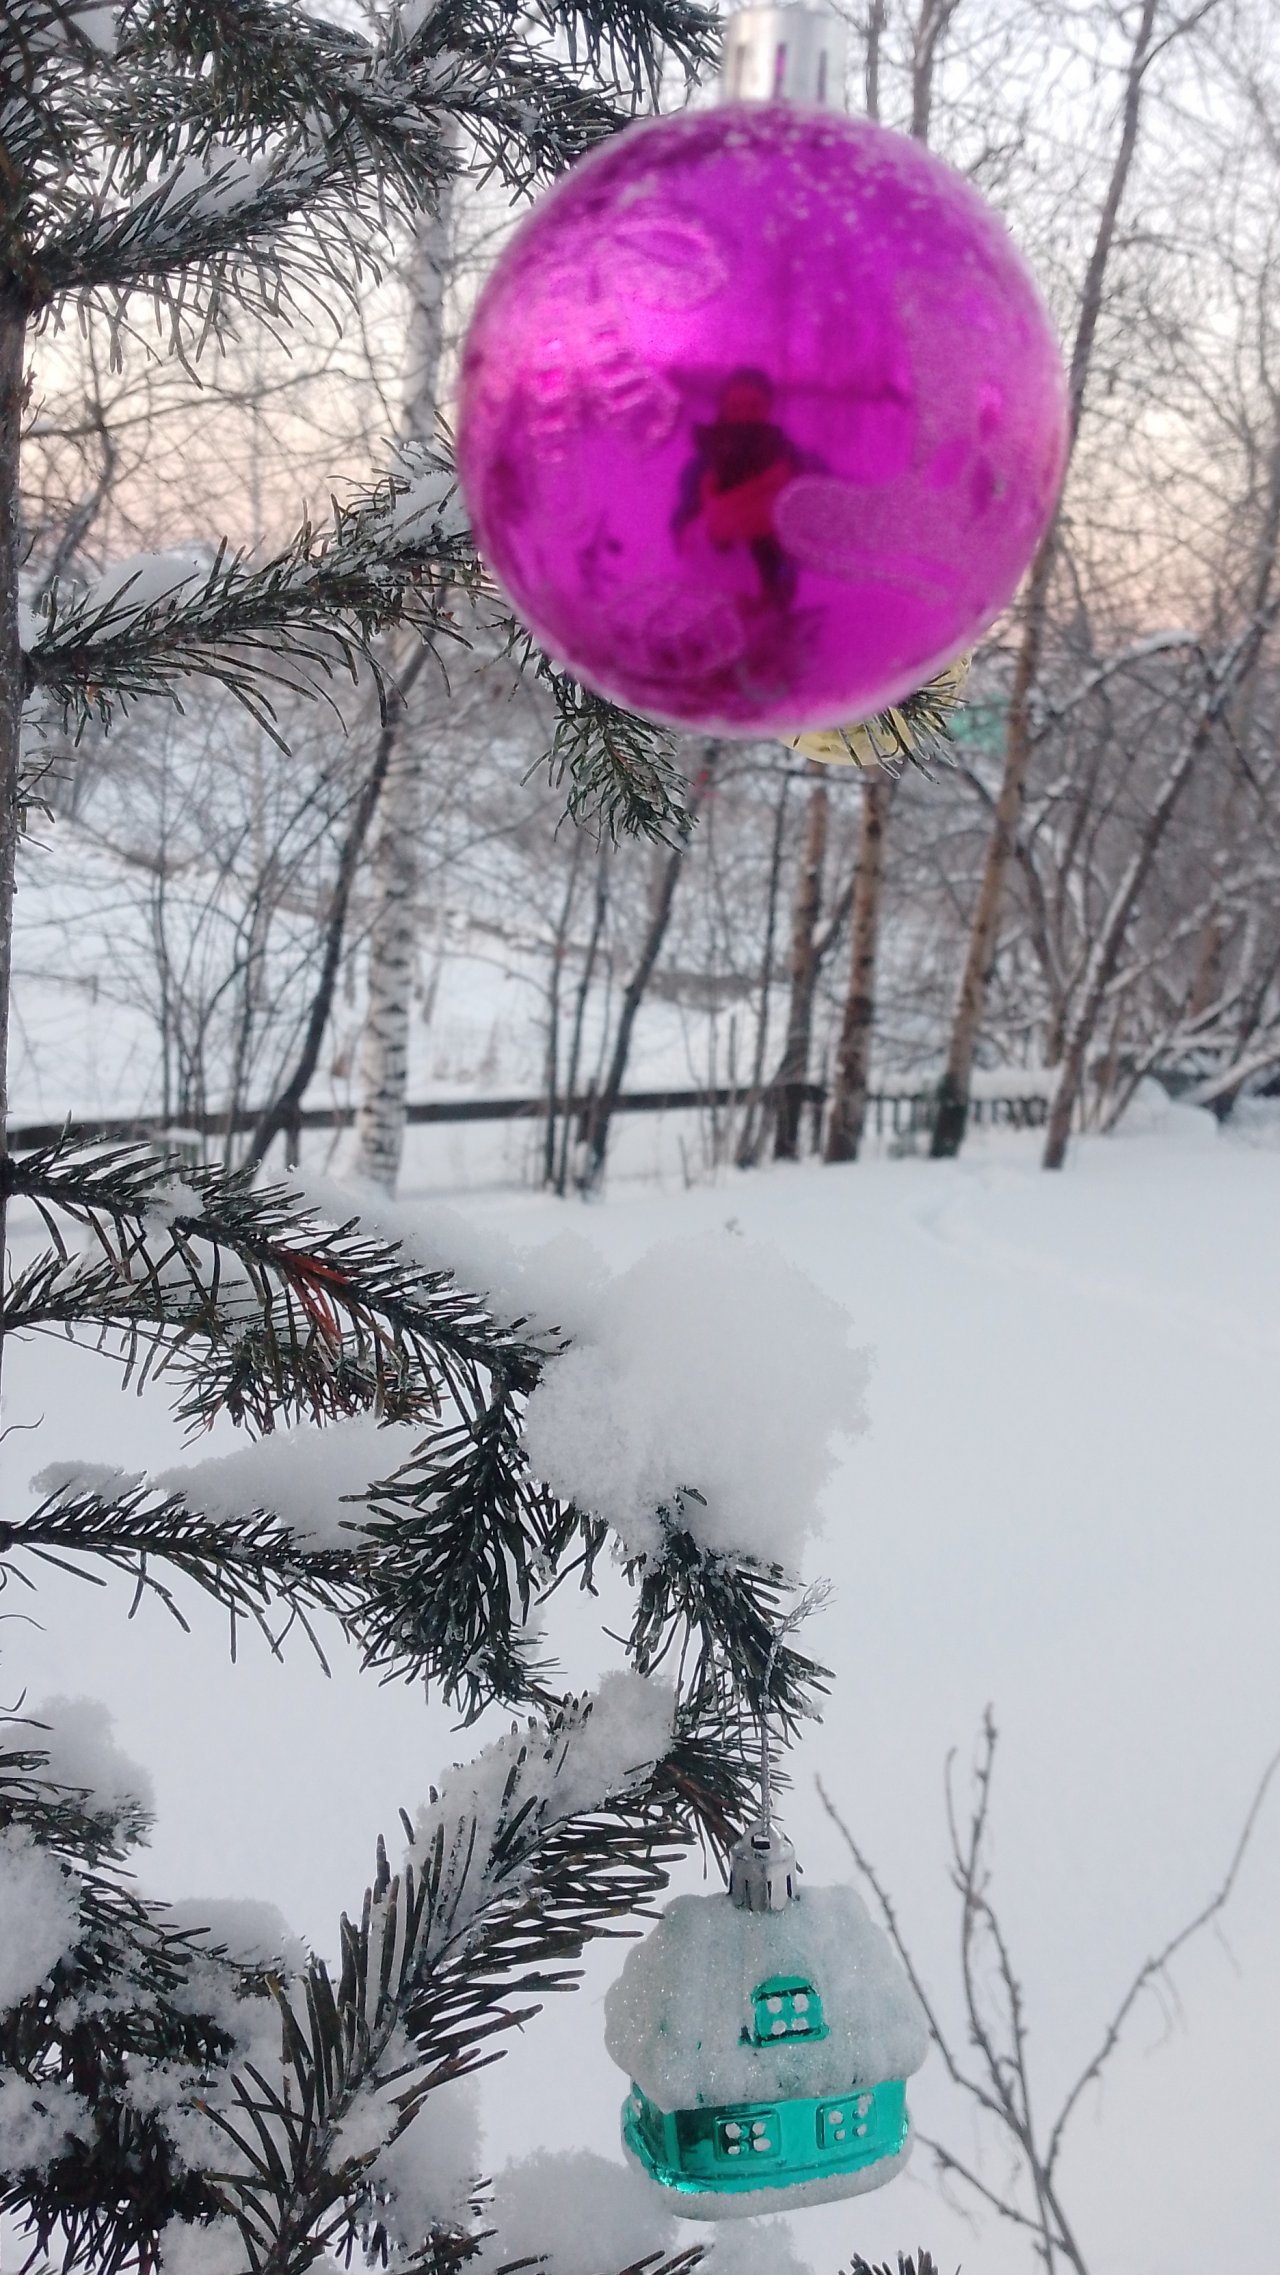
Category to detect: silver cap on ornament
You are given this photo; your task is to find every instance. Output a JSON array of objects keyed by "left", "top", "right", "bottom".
[
  {"left": 720, "top": 1, "right": 849, "bottom": 109},
  {"left": 729, "top": 1819, "right": 799, "bottom": 1911}
]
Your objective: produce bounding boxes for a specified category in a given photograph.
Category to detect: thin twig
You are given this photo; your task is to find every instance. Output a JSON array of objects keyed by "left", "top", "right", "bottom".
[{"left": 1045, "top": 1740, "right": 1280, "bottom": 2178}]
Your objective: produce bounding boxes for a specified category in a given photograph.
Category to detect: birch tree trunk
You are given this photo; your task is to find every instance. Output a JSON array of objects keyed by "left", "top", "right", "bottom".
[
  {"left": 0, "top": 305, "right": 27, "bottom": 1393},
  {"left": 824, "top": 771, "right": 894, "bottom": 1161},
  {"left": 352, "top": 193, "right": 452, "bottom": 1192},
  {"left": 931, "top": 0, "right": 1160, "bottom": 1158},
  {"left": 351, "top": 731, "right": 423, "bottom": 1189}
]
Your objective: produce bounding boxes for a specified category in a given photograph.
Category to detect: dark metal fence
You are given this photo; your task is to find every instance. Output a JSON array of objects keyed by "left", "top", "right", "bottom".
[{"left": 6, "top": 1082, "right": 1048, "bottom": 1162}]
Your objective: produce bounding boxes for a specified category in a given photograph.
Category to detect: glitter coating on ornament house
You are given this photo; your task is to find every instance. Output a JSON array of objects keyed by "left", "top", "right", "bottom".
[
  {"left": 458, "top": 104, "right": 1067, "bottom": 738},
  {"left": 603, "top": 1850, "right": 929, "bottom": 2217}
]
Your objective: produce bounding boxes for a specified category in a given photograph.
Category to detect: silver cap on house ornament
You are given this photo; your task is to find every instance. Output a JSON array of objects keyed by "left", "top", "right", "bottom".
[{"left": 729, "top": 1819, "right": 799, "bottom": 1911}]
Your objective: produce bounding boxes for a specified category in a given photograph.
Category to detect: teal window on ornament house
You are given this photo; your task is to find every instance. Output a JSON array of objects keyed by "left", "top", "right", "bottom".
[
  {"left": 816, "top": 2089, "right": 876, "bottom": 2150},
  {"left": 714, "top": 2107, "right": 781, "bottom": 2163},
  {"left": 748, "top": 1976, "right": 827, "bottom": 2046}
]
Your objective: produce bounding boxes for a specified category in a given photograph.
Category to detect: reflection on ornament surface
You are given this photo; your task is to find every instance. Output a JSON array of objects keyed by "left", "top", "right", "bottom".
[{"left": 458, "top": 107, "right": 1066, "bottom": 738}]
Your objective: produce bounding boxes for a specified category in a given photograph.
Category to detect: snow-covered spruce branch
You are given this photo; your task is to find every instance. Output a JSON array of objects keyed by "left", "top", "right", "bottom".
[
  {"left": 4, "top": 1452, "right": 558, "bottom": 1711},
  {"left": 1, "top": 1683, "right": 745, "bottom": 2275},
  {"left": 3, "top": 1139, "right": 550, "bottom": 1430},
  {"left": 1, "top": 1724, "right": 289, "bottom": 2275},
  {"left": 21, "top": 463, "right": 475, "bottom": 741},
  {"left": 8, "top": 0, "right": 717, "bottom": 317},
  {"left": 2, "top": 1145, "right": 831, "bottom": 1728},
  {"left": 4, "top": 1468, "right": 828, "bottom": 1734},
  {"left": 21, "top": 468, "right": 691, "bottom": 838},
  {"left": 152, "top": 1687, "right": 734, "bottom": 2275},
  {"left": 618, "top": 1495, "right": 830, "bottom": 1735}
]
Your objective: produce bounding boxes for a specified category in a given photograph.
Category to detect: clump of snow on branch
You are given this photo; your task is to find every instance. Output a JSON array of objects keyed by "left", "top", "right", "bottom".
[
  {"left": 156, "top": 2213, "right": 248, "bottom": 2275},
  {"left": 478, "top": 2149, "right": 675, "bottom": 2275},
  {"left": 0, "top": 1831, "right": 81, "bottom": 2011},
  {"left": 406, "top": 1674, "right": 673, "bottom": 1923},
  {"left": 312, "top": 1172, "right": 606, "bottom": 1341},
  {"left": 36, "top": 1414, "right": 431, "bottom": 1551},
  {"left": 0, "top": 2074, "right": 94, "bottom": 2176},
  {"left": 121, "top": 1953, "right": 285, "bottom": 2175},
  {"left": 538, "top": 1669, "right": 675, "bottom": 1816},
  {"left": 149, "top": 1412, "right": 429, "bottom": 1548},
  {"left": 367, "top": 2078, "right": 482, "bottom": 2247},
  {"left": 75, "top": 548, "right": 212, "bottom": 627},
  {"left": 162, "top": 1896, "right": 306, "bottom": 1974},
  {"left": 33, "top": 1460, "right": 143, "bottom": 1503},
  {"left": 521, "top": 1233, "right": 865, "bottom": 1561},
  {"left": 320, "top": 1182, "right": 865, "bottom": 1564},
  {"left": 26, "top": 1694, "right": 155, "bottom": 1829},
  {"left": 385, "top": 455, "right": 471, "bottom": 544}
]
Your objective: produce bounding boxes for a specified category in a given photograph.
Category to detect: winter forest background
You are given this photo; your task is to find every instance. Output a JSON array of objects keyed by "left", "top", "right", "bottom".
[{"left": 4, "top": 2, "right": 1280, "bottom": 2275}]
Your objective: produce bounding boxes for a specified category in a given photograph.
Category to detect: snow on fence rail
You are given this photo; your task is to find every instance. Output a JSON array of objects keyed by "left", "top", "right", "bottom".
[{"left": 4, "top": 1084, "right": 1048, "bottom": 1162}]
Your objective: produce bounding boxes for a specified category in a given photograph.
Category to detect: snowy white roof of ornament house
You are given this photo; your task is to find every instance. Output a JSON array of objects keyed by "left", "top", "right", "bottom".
[{"left": 603, "top": 1883, "right": 928, "bottom": 2111}]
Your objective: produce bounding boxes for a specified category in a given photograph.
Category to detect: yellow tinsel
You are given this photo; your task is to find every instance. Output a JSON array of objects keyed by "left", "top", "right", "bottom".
[{"left": 786, "top": 651, "right": 972, "bottom": 769}]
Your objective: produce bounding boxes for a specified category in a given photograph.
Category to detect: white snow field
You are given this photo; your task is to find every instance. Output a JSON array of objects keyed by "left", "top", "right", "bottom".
[{"left": 3, "top": 1098, "right": 1278, "bottom": 2275}]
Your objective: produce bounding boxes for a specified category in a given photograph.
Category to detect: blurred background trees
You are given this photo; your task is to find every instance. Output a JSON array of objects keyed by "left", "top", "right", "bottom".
[{"left": 17, "top": 0, "right": 1280, "bottom": 1186}]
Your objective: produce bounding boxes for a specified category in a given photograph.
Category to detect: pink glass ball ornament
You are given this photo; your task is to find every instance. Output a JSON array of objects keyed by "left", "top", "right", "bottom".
[{"left": 457, "top": 105, "right": 1068, "bottom": 738}]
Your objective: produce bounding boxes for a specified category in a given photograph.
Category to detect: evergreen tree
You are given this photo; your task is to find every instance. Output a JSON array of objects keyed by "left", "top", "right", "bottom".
[
  {"left": 0, "top": 6, "right": 863, "bottom": 2273},
  {"left": 0, "top": 7, "right": 959, "bottom": 2271}
]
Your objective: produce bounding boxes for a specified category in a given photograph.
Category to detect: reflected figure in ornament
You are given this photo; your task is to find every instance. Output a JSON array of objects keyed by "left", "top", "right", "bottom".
[{"left": 674, "top": 369, "right": 801, "bottom": 611}]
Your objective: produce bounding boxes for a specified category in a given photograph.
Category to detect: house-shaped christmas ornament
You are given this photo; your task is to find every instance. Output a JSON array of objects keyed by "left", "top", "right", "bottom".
[{"left": 604, "top": 1820, "right": 928, "bottom": 2218}]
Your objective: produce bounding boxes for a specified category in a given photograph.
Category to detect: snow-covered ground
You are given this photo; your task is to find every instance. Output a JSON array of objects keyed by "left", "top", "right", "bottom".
[{"left": 4, "top": 1096, "right": 1278, "bottom": 2275}]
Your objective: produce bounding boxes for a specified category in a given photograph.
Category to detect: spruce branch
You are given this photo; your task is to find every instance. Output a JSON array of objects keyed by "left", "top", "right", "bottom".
[
  {"left": 0, "top": 1730, "right": 284, "bottom": 2275},
  {"left": 8, "top": 0, "right": 718, "bottom": 322},
  {"left": 3, "top": 1140, "right": 836, "bottom": 1761},
  {"left": 2, "top": 1689, "right": 743, "bottom": 2275},
  {"left": 4, "top": 1424, "right": 564, "bottom": 1714},
  {"left": 3, "top": 1139, "right": 550, "bottom": 1429},
  {"left": 2, "top": 1147, "right": 827, "bottom": 1725},
  {"left": 420, "top": 0, "right": 719, "bottom": 109},
  {"left": 22, "top": 460, "right": 694, "bottom": 837},
  {"left": 196, "top": 1691, "right": 735, "bottom": 2274},
  {"left": 530, "top": 651, "right": 693, "bottom": 844},
  {"left": 623, "top": 1495, "right": 831, "bottom": 1734},
  {"left": 22, "top": 462, "right": 475, "bottom": 743},
  {"left": 840, "top": 2258, "right": 943, "bottom": 2275}
]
